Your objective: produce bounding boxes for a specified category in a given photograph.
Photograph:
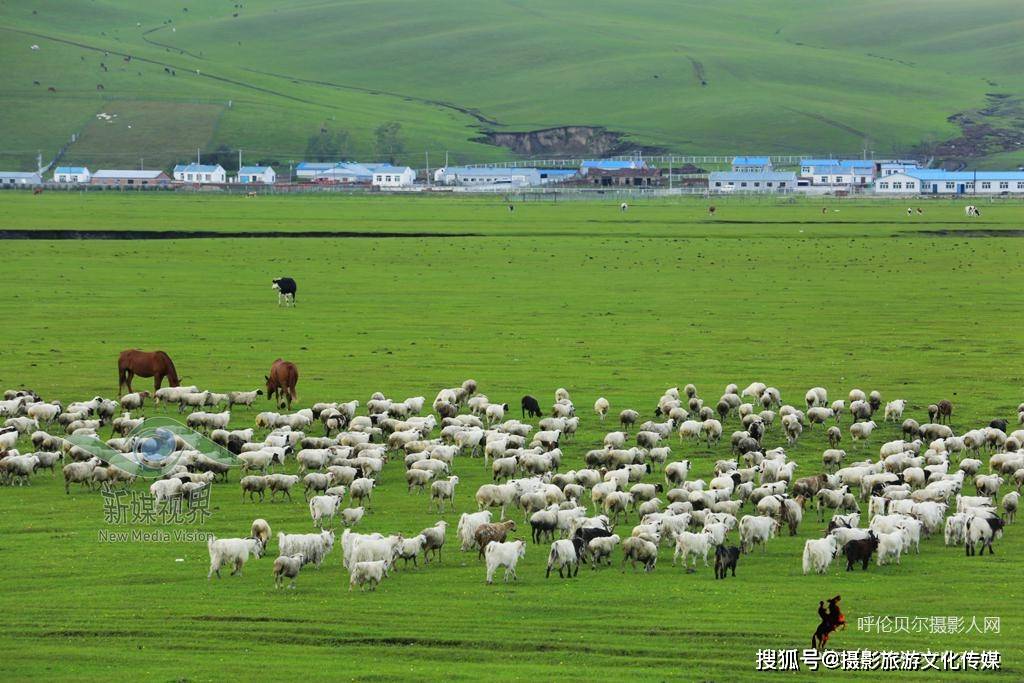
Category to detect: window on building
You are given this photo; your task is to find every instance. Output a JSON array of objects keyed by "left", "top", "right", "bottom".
[
  {"left": 127, "top": 179, "right": 134, "bottom": 185},
  {"left": 945, "top": 182, "right": 955, "bottom": 190},
  {"left": 820, "top": 176, "right": 828, "bottom": 183},
  {"left": 779, "top": 182, "right": 786, "bottom": 187},
  {"left": 753, "top": 182, "right": 760, "bottom": 187},
  {"left": 967, "top": 182, "right": 974, "bottom": 189},
  {"left": 205, "top": 174, "right": 211, "bottom": 182},
  {"left": 767, "top": 182, "right": 773, "bottom": 187},
  {"left": 1017, "top": 182, "right": 1024, "bottom": 190},
  {"left": 740, "top": 182, "right": 747, "bottom": 187},
  {"left": 999, "top": 182, "right": 1008, "bottom": 189},
  {"left": 893, "top": 182, "right": 902, "bottom": 189},
  {"left": 981, "top": 182, "right": 991, "bottom": 189},
  {"left": 714, "top": 182, "right": 721, "bottom": 187}
]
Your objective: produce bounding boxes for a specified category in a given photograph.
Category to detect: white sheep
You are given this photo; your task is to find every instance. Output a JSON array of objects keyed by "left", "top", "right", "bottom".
[
  {"left": 309, "top": 494, "right": 343, "bottom": 528},
  {"left": 341, "top": 506, "right": 364, "bottom": 527},
  {"left": 739, "top": 515, "right": 779, "bottom": 554},
  {"left": 594, "top": 397, "right": 610, "bottom": 421},
  {"left": 278, "top": 530, "right": 335, "bottom": 568},
  {"left": 673, "top": 530, "right": 715, "bottom": 568},
  {"left": 587, "top": 533, "right": 620, "bottom": 567},
  {"left": 273, "top": 553, "right": 307, "bottom": 589},
  {"left": 884, "top": 400, "right": 906, "bottom": 422},
  {"left": 875, "top": 529, "right": 907, "bottom": 566},
  {"left": 485, "top": 539, "right": 526, "bottom": 584},
  {"left": 207, "top": 535, "right": 265, "bottom": 578},
  {"left": 430, "top": 475, "right": 459, "bottom": 513},
  {"left": 802, "top": 536, "right": 839, "bottom": 575},
  {"left": 349, "top": 559, "right": 390, "bottom": 591}
]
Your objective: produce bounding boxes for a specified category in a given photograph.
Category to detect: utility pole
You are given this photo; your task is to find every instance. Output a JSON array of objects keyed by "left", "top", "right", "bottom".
[
  {"left": 140, "top": 157, "right": 144, "bottom": 170},
  {"left": 196, "top": 147, "right": 200, "bottom": 164},
  {"left": 238, "top": 149, "right": 242, "bottom": 171},
  {"left": 669, "top": 158, "right": 673, "bottom": 191},
  {"left": 425, "top": 151, "right": 430, "bottom": 186}
]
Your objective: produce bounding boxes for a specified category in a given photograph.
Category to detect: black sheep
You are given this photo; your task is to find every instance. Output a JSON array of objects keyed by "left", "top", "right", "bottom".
[
  {"left": 521, "top": 395, "right": 542, "bottom": 419},
  {"left": 714, "top": 545, "right": 740, "bottom": 579}
]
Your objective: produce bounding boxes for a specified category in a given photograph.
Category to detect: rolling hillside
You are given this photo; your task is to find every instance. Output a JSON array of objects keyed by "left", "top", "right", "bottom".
[{"left": 1, "top": 0, "right": 1022, "bottom": 171}]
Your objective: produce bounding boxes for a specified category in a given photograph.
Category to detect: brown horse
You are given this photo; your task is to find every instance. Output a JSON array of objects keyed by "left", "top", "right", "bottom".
[
  {"left": 118, "top": 349, "right": 181, "bottom": 394},
  {"left": 265, "top": 359, "right": 298, "bottom": 409}
]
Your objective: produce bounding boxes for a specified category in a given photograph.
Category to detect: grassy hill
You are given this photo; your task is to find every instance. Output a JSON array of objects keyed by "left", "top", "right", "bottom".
[{"left": 1, "top": 0, "right": 1023, "bottom": 171}]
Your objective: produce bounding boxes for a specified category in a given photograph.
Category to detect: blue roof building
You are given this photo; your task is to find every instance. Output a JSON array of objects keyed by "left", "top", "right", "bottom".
[{"left": 731, "top": 156, "right": 772, "bottom": 172}]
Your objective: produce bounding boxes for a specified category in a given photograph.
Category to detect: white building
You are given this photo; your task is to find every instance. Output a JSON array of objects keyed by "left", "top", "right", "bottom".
[
  {"left": 433, "top": 166, "right": 541, "bottom": 187},
  {"left": 875, "top": 170, "right": 1024, "bottom": 195},
  {"left": 879, "top": 161, "right": 919, "bottom": 177},
  {"left": 370, "top": 165, "right": 416, "bottom": 188},
  {"left": 235, "top": 166, "right": 276, "bottom": 184},
  {"left": 52, "top": 166, "right": 91, "bottom": 184},
  {"left": 708, "top": 171, "right": 796, "bottom": 193},
  {"left": 0, "top": 171, "right": 42, "bottom": 186},
  {"left": 798, "top": 159, "right": 874, "bottom": 187},
  {"left": 173, "top": 163, "right": 226, "bottom": 184}
]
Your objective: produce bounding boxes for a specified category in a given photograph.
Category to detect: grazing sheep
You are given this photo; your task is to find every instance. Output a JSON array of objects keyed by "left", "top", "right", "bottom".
[
  {"left": 802, "top": 536, "right": 839, "bottom": 575},
  {"left": 207, "top": 535, "right": 265, "bottom": 578},
  {"left": 1003, "top": 491, "right": 1019, "bottom": 523},
  {"left": 430, "top": 475, "right": 459, "bottom": 513},
  {"left": 420, "top": 520, "right": 448, "bottom": 563},
  {"left": 673, "top": 530, "right": 715, "bottom": 568},
  {"left": 739, "top": 515, "right": 779, "bottom": 554},
  {"left": 349, "top": 477, "right": 375, "bottom": 509},
  {"left": 278, "top": 530, "right": 335, "bottom": 568},
  {"left": 309, "top": 494, "right": 343, "bottom": 528},
  {"left": 884, "top": 400, "right": 906, "bottom": 422},
  {"left": 587, "top": 534, "right": 620, "bottom": 568},
  {"left": 850, "top": 421, "right": 877, "bottom": 444},
  {"left": 714, "top": 545, "right": 740, "bottom": 579},
  {"left": 484, "top": 539, "right": 526, "bottom": 583},
  {"left": 875, "top": 529, "right": 907, "bottom": 566},
  {"left": 273, "top": 553, "right": 307, "bottom": 589},
  {"left": 458, "top": 510, "right": 493, "bottom": 550},
  {"left": 349, "top": 559, "right": 390, "bottom": 591},
  {"left": 397, "top": 535, "right": 428, "bottom": 568},
  {"left": 240, "top": 475, "right": 269, "bottom": 503},
  {"left": 619, "top": 409, "right": 639, "bottom": 431},
  {"left": 475, "top": 520, "right": 517, "bottom": 558},
  {"left": 251, "top": 519, "right": 272, "bottom": 545},
  {"left": 594, "top": 397, "right": 610, "bottom": 421},
  {"left": 621, "top": 536, "right": 658, "bottom": 572},
  {"left": 341, "top": 506, "right": 364, "bottom": 527},
  {"left": 546, "top": 538, "right": 585, "bottom": 578}
]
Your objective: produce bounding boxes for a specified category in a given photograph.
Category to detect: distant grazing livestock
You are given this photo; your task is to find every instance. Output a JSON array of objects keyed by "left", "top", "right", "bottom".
[
  {"left": 521, "top": 395, "right": 542, "bottom": 419},
  {"left": 272, "top": 277, "right": 297, "bottom": 306},
  {"left": 266, "top": 359, "right": 299, "bottom": 409},
  {"left": 117, "top": 349, "right": 181, "bottom": 394},
  {"left": 965, "top": 205, "right": 981, "bottom": 217},
  {"left": 929, "top": 400, "right": 954, "bottom": 425},
  {"left": 207, "top": 535, "right": 264, "bottom": 578},
  {"left": 708, "top": 206, "right": 716, "bottom": 216},
  {"left": 620, "top": 202, "right": 628, "bottom": 212}
]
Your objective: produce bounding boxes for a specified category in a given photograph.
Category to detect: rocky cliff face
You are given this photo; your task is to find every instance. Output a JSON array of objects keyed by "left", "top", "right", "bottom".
[{"left": 475, "top": 126, "right": 662, "bottom": 157}]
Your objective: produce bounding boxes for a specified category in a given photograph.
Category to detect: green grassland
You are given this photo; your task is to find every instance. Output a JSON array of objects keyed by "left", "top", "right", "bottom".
[
  {"left": 2, "top": 1, "right": 1024, "bottom": 170},
  {"left": 1, "top": 194, "right": 1023, "bottom": 680}
]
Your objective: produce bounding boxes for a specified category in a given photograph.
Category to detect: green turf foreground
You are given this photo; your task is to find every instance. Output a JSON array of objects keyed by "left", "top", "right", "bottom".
[{"left": 0, "top": 194, "right": 1022, "bottom": 681}]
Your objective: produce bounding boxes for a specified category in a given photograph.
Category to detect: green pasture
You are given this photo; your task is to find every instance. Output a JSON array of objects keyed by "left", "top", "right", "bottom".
[{"left": 0, "top": 194, "right": 1022, "bottom": 680}]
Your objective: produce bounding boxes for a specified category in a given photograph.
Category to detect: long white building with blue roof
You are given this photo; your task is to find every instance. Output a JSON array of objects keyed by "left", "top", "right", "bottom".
[
  {"left": 875, "top": 169, "right": 1024, "bottom": 195},
  {"left": 53, "top": 166, "right": 91, "bottom": 183}
]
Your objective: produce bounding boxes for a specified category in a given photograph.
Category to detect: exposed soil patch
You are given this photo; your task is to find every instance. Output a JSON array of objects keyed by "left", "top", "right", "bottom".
[
  {"left": 475, "top": 126, "right": 665, "bottom": 157},
  {"left": 0, "top": 230, "right": 482, "bottom": 240},
  {"left": 916, "top": 94, "right": 1024, "bottom": 169}
]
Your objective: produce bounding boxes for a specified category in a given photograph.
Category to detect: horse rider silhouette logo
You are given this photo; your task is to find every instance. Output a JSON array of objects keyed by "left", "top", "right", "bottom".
[{"left": 812, "top": 595, "right": 846, "bottom": 650}]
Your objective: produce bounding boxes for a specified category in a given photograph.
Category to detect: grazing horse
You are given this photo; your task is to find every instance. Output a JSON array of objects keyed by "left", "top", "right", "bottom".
[
  {"left": 708, "top": 206, "right": 716, "bottom": 216},
  {"left": 118, "top": 349, "right": 180, "bottom": 394},
  {"left": 266, "top": 359, "right": 298, "bottom": 409},
  {"left": 811, "top": 595, "right": 846, "bottom": 650}
]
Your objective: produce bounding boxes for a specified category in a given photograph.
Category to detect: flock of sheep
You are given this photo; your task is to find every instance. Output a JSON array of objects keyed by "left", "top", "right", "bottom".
[{"left": 0, "top": 377, "right": 1019, "bottom": 592}]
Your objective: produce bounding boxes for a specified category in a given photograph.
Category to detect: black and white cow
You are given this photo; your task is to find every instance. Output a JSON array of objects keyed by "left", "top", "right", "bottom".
[{"left": 272, "top": 277, "right": 297, "bottom": 306}]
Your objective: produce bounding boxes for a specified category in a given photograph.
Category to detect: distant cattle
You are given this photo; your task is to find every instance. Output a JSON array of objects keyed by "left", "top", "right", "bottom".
[
  {"left": 272, "top": 277, "right": 297, "bottom": 306},
  {"left": 965, "top": 205, "right": 981, "bottom": 217}
]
